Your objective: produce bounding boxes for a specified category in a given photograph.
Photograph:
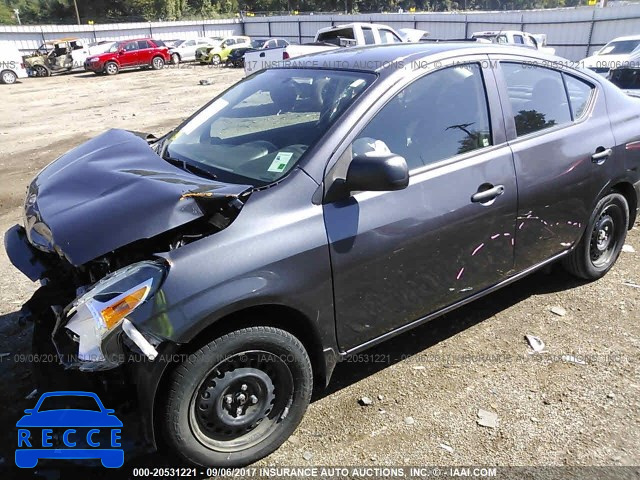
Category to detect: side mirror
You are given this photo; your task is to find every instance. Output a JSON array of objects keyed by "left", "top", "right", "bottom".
[
  {"left": 118, "top": 49, "right": 125, "bottom": 55},
  {"left": 345, "top": 153, "right": 409, "bottom": 193}
]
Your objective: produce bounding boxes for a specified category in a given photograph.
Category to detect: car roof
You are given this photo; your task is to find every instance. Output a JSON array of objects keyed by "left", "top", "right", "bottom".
[
  {"left": 607, "top": 35, "right": 640, "bottom": 42},
  {"left": 279, "top": 42, "right": 554, "bottom": 76}
]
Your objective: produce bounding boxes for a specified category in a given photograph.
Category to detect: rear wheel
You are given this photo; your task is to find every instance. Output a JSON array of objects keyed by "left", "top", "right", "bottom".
[
  {"left": 563, "top": 193, "right": 628, "bottom": 280},
  {"left": 171, "top": 53, "right": 180, "bottom": 65},
  {"left": 162, "top": 326, "right": 312, "bottom": 467},
  {"left": 152, "top": 56, "right": 165, "bottom": 70},
  {"left": 0, "top": 70, "right": 17, "bottom": 84},
  {"left": 104, "top": 62, "right": 119, "bottom": 75}
]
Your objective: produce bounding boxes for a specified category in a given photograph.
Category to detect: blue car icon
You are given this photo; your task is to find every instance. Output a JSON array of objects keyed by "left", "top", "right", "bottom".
[{"left": 16, "top": 391, "right": 124, "bottom": 468}]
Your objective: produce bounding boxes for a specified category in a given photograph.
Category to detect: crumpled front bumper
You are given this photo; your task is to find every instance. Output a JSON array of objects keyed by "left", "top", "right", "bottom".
[{"left": 4, "top": 224, "right": 50, "bottom": 282}]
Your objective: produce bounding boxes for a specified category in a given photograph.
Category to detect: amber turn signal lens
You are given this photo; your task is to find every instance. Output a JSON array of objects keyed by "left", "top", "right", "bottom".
[{"left": 101, "top": 286, "right": 149, "bottom": 330}]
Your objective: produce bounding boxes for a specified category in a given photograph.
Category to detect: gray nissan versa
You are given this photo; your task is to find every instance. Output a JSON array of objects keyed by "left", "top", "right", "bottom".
[{"left": 5, "top": 43, "right": 640, "bottom": 466}]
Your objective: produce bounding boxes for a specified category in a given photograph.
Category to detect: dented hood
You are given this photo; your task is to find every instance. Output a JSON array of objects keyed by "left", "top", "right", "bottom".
[{"left": 25, "top": 129, "right": 251, "bottom": 266}]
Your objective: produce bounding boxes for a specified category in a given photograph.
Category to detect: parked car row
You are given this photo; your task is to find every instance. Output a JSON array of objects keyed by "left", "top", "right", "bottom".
[{"left": 6, "top": 41, "right": 640, "bottom": 468}]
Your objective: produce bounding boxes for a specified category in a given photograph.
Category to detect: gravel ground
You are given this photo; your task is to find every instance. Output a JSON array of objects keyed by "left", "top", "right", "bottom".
[{"left": 0, "top": 65, "right": 638, "bottom": 474}]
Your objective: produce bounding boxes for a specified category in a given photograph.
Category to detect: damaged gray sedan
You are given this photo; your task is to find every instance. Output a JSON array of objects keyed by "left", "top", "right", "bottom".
[{"left": 5, "top": 43, "right": 640, "bottom": 467}]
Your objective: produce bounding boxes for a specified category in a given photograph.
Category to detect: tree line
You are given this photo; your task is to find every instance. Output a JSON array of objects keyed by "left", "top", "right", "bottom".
[{"left": 0, "top": 0, "right": 583, "bottom": 24}]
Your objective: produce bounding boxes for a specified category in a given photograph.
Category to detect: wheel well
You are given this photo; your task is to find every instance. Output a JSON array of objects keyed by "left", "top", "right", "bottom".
[
  {"left": 151, "top": 305, "right": 328, "bottom": 451},
  {"left": 611, "top": 182, "right": 637, "bottom": 228}
]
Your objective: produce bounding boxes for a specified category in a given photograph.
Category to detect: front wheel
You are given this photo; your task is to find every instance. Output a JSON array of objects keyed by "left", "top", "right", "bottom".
[
  {"left": 210, "top": 54, "right": 221, "bottom": 65},
  {"left": 563, "top": 192, "right": 629, "bottom": 280},
  {"left": 152, "top": 56, "right": 165, "bottom": 70},
  {"left": 104, "top": 62, "right": 119, "bottom": 75},
  {"left": 162, "top": 326, "right": 313, "bottom": 467},
  {"left": 33, "top": 65, "right": 50, "bottom": 77},
  {"left": 171, "top": 53, "right": 180, "bottom": 65}
]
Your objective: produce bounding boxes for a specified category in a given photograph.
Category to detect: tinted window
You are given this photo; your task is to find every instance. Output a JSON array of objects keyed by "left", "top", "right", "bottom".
[
  {"left": 563, "top": 74, "right": 593, "bottom": 119},
  {"left": 514, "top": 35, "right": 524, "bottom": 44},
  {"left": 353, "top": 64, "right": 492, "bottom": 170},
  {"left": 379, "top": 29, "right": 401, "bottom": 44},
  {"left": 124, "top": 42, "right": 138, "bottom": 52},
  {"left": 362, "top": 27, "right": 375, "bottom": 45},
  {"left": 138, "top": 40, "right": 151, "bottom": 49},
  {"left": 609, "top": 68, "right": 640, "bottom": 90},
  {"left": 501, "top": 63, "right": 571, "bottom": 136}
]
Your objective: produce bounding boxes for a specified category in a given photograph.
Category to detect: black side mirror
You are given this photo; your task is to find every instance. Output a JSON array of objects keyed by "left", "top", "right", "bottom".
[{"left": 345, "top": 153, "right": 409, "bottom": 193}]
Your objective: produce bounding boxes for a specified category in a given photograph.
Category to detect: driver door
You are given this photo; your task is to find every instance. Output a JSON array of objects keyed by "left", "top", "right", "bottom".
[
  {"left": 119, "top": 41, "right": 140, "bottom": 67},
  {"left": 323, "top": 61, "right": 519, "bottom": 351}
]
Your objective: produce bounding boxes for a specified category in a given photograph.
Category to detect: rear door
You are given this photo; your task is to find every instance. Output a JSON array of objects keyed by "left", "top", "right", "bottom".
[
  {"left": 324, "top": 58, "right": 518, "bottom": 351},
  {"left": 137, "top": 40, "right": 154, "bottom": 65},
  {"left": 491, "top": 56, "right": 615, "bottom": 270}
]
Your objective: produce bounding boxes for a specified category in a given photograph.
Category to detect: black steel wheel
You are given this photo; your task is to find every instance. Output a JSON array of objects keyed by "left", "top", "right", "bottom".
[
  {"left": 563, "top": 192, "right": 628, "bottom": 280},
  {"left": 162, "top": 326, "right": 312, "bottom": 466}
]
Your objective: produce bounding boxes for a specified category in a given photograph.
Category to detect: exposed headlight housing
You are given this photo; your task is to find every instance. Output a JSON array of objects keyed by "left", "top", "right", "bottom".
[{"left": 55, "top": 260, "right": 167, "bottom": 371}]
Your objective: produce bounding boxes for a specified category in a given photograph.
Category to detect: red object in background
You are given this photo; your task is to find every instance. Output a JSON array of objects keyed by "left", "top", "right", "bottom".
[{"left": 84, "top": 38, "right": 170, "bottom": 75}]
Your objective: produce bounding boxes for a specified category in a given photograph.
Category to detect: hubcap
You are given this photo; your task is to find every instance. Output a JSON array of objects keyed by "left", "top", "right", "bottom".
[
  {"left": 590, "top": 208, "right": 618, "bottom": 267},
  {"left": 189, "top": 351, "right": 294, "bottom": 452},
  {"left": 154, "top": 58, "right": 162, "bottom": 68},
  {"left": 107, "top": 64, "right": 116, "bottom": 74},
  {"left": 2, "top": 72, "right": 15, "bottom": 83}
]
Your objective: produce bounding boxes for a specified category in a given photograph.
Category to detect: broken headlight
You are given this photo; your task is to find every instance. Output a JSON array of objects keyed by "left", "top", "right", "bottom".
[{"left": 58, "top": 260, "right": 167, "bottom": 370}]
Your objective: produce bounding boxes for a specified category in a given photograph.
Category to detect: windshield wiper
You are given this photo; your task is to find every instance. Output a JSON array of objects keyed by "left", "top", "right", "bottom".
[{"left": 162, "top": 155, "right": 218, "bottom": 180}]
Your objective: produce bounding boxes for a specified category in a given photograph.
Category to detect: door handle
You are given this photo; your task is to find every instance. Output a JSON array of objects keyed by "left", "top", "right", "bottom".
[
  {"left": 471, "top": 184, "right": 505, "bottom": 203},
  {"left": 591, "top": 147, "right": 613, "bottom": 165}
]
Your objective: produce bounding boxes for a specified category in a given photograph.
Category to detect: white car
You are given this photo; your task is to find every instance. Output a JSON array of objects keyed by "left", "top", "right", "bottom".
[
  {"left": 471, "top": 31, "right": 555, "bottom": 55},
  {"left": 0, "top": 43, "right": 28, "bottom": 84},
  {"left": 581, "top": 34, "right": 640, "bottom": 75},
  {"left": 169, "top": 37, "right": 222, "bottom": 64}
]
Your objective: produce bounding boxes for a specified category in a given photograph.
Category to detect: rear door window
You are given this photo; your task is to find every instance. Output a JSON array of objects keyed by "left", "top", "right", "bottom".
[
  {"left": 501, "top": 62, "right": 572, "bottom": 136},
  {"left": 362, "top": 27, "right": 375, "bottom": 45}
]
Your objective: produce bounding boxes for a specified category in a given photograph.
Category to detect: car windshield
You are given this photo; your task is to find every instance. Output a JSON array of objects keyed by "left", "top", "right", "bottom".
[
  {"left": 163, "top": 68, "right": 376, "bottom": 186},
  {"left": 599, "top": 40, "right": 640, "bottom": 55},
  {"left": 38, "top": 395, "right": 101, "bottom": 412},
  {"left": 109, "top": 43, "right": 123, "bottom": 53}
]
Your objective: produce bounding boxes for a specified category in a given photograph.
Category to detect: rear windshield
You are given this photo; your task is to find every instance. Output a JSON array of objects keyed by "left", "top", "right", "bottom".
[{"left": 163, "top": 68, "right": 375, "bottom": 186}]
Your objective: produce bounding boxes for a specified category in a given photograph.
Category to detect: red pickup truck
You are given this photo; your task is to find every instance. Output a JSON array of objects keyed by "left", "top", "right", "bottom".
[{"left": 84, "top": 38, "right": 170, "bottom": 75}]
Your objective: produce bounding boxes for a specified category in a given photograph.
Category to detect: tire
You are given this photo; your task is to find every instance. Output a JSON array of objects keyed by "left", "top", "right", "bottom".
[
  {"left": 211, "top": 54, "right": 221, "bottom": 65},
  {"left": 152, "top": 56, "right": 165, "bottom": 70},
  {"left": 0, "top": 70, "right": 17, "bottom": 84},
  {"left": 563, "top": 192, "right": 629, "bottom": 280},
  {"left": 104, "top": 62, "right": 119, "bottom": 75},
  {"left": 162, "top": 326, "right": 313, "bottom": 467},
  {"left": 171, "top": 53, "right": 180, "bottom": 65},
  {"left": 33, "top": 65, "right": 50, "bottom": 77}
]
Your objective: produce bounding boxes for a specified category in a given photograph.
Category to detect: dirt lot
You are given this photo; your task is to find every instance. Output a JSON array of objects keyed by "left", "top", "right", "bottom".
[{"left": 0, "top": 65, "right": 638, "bottom": 473}]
